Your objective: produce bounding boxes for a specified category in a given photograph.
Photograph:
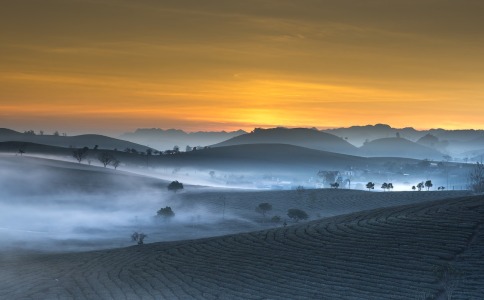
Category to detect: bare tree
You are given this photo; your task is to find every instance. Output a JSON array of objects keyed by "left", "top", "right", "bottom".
[
  {"left": 468, "top": 162, "right": 484, "bottom": 193},
  {"left": 98, "top": 152, "right": 114, "bottom": 167},
  {"left": 131, "top": 232, "right": 147, "bottom": 245},
  {"left": 255, "top": 203, "right": 272, "bottom": 218},
  {"left": 111, "top": 158, "right": 120, "bottom": 170},
  {"left": 72, "top": 147, "right": 89, "bottom": 164}
]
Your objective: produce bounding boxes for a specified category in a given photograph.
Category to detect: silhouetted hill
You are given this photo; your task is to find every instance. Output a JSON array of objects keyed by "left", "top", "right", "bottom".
[
  {"left": 0, "top": 129, "right": 150, "bottom": 152},
  {"left": 159, "top": 143, "right": 364, "bottom": 171},
  {"left": 325, "top": 124, "right": 484, "bottom": 157},
  {"left": 360, "top": 137, "right": 444, "bottom": 160},
  {"left": 325, "top": 124, "right": 422, "bottom": 146},
  {"left": 212, "top": 127, "right": 359, "bottom": 155},
  {"left": 120, "top": 128, "right": 247, "bottom": 150}
]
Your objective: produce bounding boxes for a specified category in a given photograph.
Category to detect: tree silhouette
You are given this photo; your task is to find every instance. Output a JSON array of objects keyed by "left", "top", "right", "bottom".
[
  {"left": 167, "top": 181, "right": 184, "bottom": 193},
  {"left": 98, "top": 152, "right": 114, "bottom": 167},
  {"left": 72, "top": 147, "right": 89, "bottom": 164},
  {"left": 131, "top": 232, "right": 147, "bottom": 245},
  {"left": 417, "top": 182, "right": 424, "bottom": 191},
  {"left": 330, "top": 182, "right": 340, "bottom": 189},
  {"left": 412, "top": 186, "right": 416, "bottom": 191},
  {"left": 111, "top": 158, "right": 120, "bottom": 170},
  {"left": 387, "top": 183, "right": 394, "bottom": 191},
  {"left": 255, "top": 203, "right": 272, "bottom": 218},
  {"left": 468, "top": 162, "right": 484, "bottom": 193},
  {"left": 157, "top": 206, "right": 175, "bottom": 219},
  {"left": 366, "top": 182, "right": 375, "bottom": 191},
  {"left": 425, "top": 180, "right": 433, "bottom": 191},
  {"left": 381, "top": 182, "right": 388, "bottom": 191},
  {"left": 287, "top": 208, "right": 309, "bottom": 222}
]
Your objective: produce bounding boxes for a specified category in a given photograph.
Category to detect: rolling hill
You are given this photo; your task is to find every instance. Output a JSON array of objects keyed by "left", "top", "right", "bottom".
[
  {"left": 212, "top": 127, "right": 359, "bottom": 155},
  {"left": 120, "top": 128, "right": 247, "bottom": 150},
  {"left": 360, "top": 137, "right": 444, "bottom": 160},
  {"left": 1, "top": 194, "right": 482, "bottom": 299},
  {"left": 0, "top": 128, "right": 151, "bottom": 152}
]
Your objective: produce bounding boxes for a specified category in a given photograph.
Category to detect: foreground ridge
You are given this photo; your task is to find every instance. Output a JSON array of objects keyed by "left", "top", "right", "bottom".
[{"left": 1, "top": 195, "right": 483, "bottom": 299}]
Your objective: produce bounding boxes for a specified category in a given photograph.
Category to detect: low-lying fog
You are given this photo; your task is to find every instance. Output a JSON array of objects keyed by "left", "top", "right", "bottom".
[
  {"left": 0, "top": 154, "right": 472, "bottom": 252},
  {"left": 0, "top": 157, "right": 259, "bottom": 252}
]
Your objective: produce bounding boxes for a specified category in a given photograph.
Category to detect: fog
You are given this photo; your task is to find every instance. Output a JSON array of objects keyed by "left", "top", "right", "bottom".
[{"left": 0, "top": 157, "right": 258, "bottom": 252}]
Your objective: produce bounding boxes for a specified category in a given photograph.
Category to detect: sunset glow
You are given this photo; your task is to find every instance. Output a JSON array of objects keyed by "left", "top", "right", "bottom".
[{"left": 1, "top": 0, "right": 483, "bottom": 134}]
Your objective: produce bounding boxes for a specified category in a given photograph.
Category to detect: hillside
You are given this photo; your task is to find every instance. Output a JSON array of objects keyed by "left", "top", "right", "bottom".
[
  {"left": 0, "top": 154, "right": 167, "bottom": 195},
  {"left": 1, "top": 194, "right": 482, "bottom": 299},
  {"left": 120, "top": 128, "right": 247, "bottom": 150},
  {"left": 212, "top": 127, "right": 359, "bottom": 155},
  {"left": 0, "top": 128, "right": 150, "bottom": 152},
  {"left": 159, "top": 143, "right": 365, "bottom": 171},
  {"left": 325, "top": 124, "right": 422, "bottom": 146},
  {"left": 360, "top": 137, "right": 444, "bottom": 160}
]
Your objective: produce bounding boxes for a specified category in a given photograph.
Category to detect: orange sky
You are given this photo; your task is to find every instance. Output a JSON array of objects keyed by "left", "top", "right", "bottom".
[{"left": 1, "top": 0, "right": 484, "bottom": 135}]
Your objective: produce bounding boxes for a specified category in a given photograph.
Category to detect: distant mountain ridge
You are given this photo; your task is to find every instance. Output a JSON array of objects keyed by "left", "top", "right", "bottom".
[
  {"left": 325, "top": 124, "right": 484, "bottom": 158},
  {"left": 212, "top": 127, "right": 359, "bottom": 155},
  {"left": 120, "top": 128, "right": 247, "bottom": 150}
]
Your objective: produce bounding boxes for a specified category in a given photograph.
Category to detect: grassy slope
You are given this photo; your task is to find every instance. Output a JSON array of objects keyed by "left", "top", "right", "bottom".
[
  {"left": 212, "top": 127, "right": 359, "bottom": 155},
  {"left": 1, "top": 194, "right": 482, "bottom": 299}
]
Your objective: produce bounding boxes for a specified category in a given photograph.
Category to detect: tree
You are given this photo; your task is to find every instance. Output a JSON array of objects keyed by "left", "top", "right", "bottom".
[
  {"left": 287, "top": 208, "right": 309, "bottom": 222},
  {"left": 412, "top": 186, "right": 416, "bottom": 191},
  {"left": 417, "top": 182, "right": 424, "bottom": 191},
  {"left": 317, "top": 171, "right": 339, "bottom": 187},
  {"left": 72, "top": 147, "right": 89, "bottom": 164},
  {"left": 98, "top": 152, "right": 114, "bottom": 167},
  {"left": 468, "top": 162, "right": 484, "bottom": 193},
  {"left": 157, "top": 206, "right": 175, "bottom": 219},
  {"left": 381, "top": 182, "right": 388, "bottom": 191},
  {"left": 425, "top": 180, "right": 433, "bottom": 191},
  {"left": 111, "top": 158, "right": 120, "bottom": 170},
  {"left": 131, "top": 232, "right": 147, "bottom": 245},
  {"left": 167, "top": 181, "right": 184, "bottom": 193},
  {"left": 387, "top": 183, "right": 394, "bottom": 191},
  {"left": 330, "top": 182, "right": 340, "bottom": 189},
  {"left": 366, "top": 182, "right": 375, "bottom": 191},
  {"left": 255, "top": 203, "right": 272, "bottom": 218},
  {"left": 173, "top": 145, "right": 180, "bottom": 153},
  {"left": 18, "top": 149, "right": 25, "bottom": 156}
]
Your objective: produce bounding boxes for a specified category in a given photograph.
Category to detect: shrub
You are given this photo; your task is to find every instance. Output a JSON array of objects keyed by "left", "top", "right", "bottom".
[
  {"left": 287, "top": 208, "right": 309, "bottom": 222},
  {"left": 167, "top": 181, "right": 184, "bottom": 193},
  {"left": 157, "top": 206, "right": 175, "bottom": 219},
  {"left": 255, "top": 202, "right": 272, "bottom": 218},
  {"left": 131, "top": 232, "right": 147, "bottom": 245}
]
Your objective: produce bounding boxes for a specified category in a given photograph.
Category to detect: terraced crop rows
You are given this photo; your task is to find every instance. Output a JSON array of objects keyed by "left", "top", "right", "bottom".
[
  {"left": 1, "top": 195, "right": 483, "bottom": 299},
  {"left": 175, "top": 189, "right": 472, "bottom": 221}
]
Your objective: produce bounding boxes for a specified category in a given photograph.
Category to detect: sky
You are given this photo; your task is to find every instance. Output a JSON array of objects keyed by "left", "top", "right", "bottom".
[{"left": 1, "top": 0, "right": 483, "bottom": 135}]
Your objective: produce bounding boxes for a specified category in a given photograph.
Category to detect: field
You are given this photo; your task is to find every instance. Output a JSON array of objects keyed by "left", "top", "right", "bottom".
[
  {"left": 0, "top": 154, "right": 482, "bottom": 299},
  {"left": 1, "top": 195, "right": 482, "bottom": 299}
]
